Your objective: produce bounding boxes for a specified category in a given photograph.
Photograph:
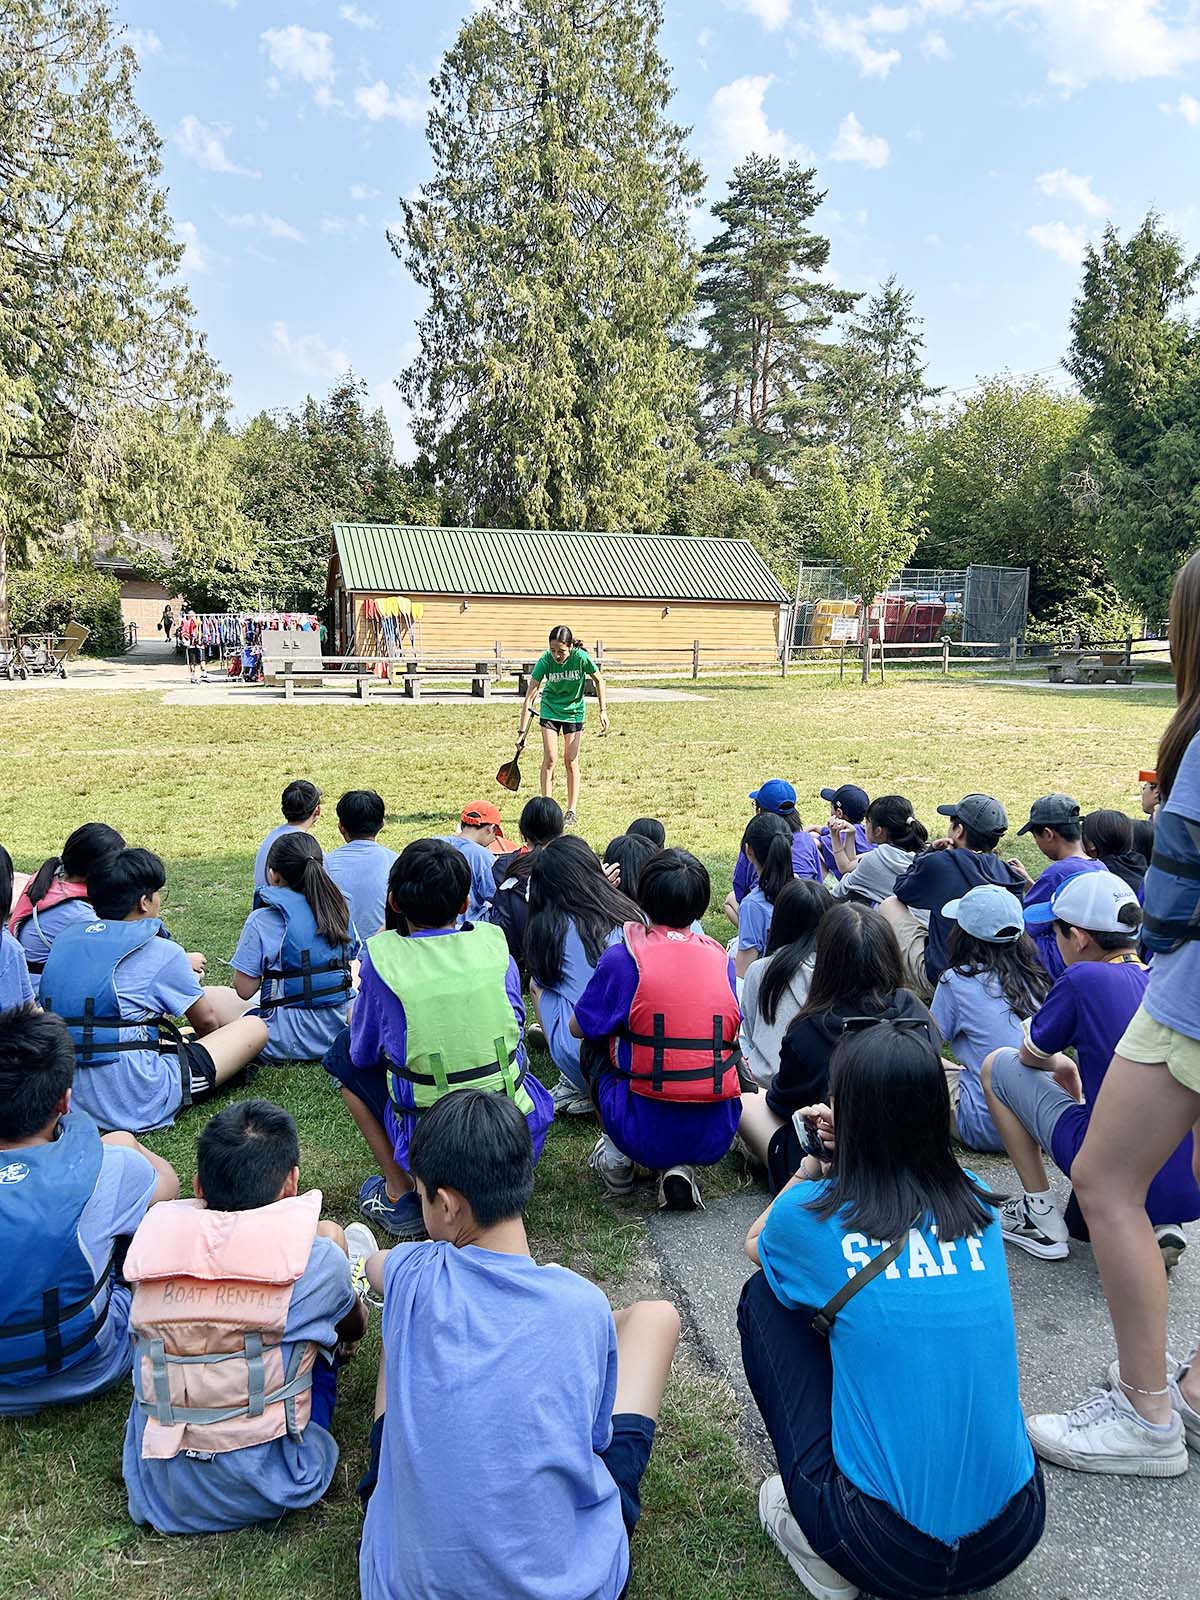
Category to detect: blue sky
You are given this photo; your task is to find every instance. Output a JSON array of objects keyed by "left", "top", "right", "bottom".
[{"left": 119, "top": 0, "right": 1200, "bottom": 456}]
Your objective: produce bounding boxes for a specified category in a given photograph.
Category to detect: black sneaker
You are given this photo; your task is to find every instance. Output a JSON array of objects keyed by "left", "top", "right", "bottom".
[{"left": 1155, "top": 1224, "right": 1188, "bottom": 1273}]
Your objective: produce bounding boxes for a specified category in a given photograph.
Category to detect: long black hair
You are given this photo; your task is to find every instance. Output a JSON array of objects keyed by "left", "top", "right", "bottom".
[
  {"left": 548, "top": 624, "right": 576, "bottom": 648},
  {"left": 758, "top": 879, "right": 834, "bottom": 1025},
  {"left": 603, "top": 834, "right": 657, "bottom": 898},
  {"left": 742, "top": 813, "right": 793, "bottom": 904},
  {"left": 944, "top": 923, "right": 1052, "bottom": 1015},
  {"left": 519, "top": 795, "right": 564, "bottom": 846},
  {"left": 525, "top": 835, "right": 641, "bottom": 988},
  {"left": 25, "top": 822, "right": 125, "bottom": 907},
  {"left": 0, "top": 845, "right": 14, "bottom": 927},
  {"left": 808, "top": 1021, "right": 1001, "bottom": 1242},
  {"left": 267, "top": 831, "right": 351, "bottom": 945},
  {"left": 799, "top": 901, "right": 904, "bottom": 1018},
  {"left": 864, "top": 794, "right": 928, "bottom": 853}
]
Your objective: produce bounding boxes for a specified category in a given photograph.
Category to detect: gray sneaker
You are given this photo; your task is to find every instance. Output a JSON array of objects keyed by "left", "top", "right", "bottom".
[
  {"left": 758, "top": 1476, "right": 859, "bottom": 1600},
  {"left": 1155, "top": 1223, "right": 1188, "bottom": 1272},
  {"left": 1169, "top": 1353, "right": 1200, "bottom": 1451},
  {"left": 1027, "top": 1383, "right": 1188, "bottom": 1476},
  {"left": 344, "top": 1221, "right": 383, "bottom": 1308},
  {"left": 550, "top": 1075, "right": 593, "bottom": 1117},
  {"left": 563, "top": 809, "right": 578, "bottom": 827},
  {"left": 658, "top": 1164, "right": 704, "bottom": 1211},
  {"left": 588, "top": 1134, "right": 633, "bottom": 1198},
  {"left": 1000, "top": 1195, "right": 1069, "bottom": 1260}
]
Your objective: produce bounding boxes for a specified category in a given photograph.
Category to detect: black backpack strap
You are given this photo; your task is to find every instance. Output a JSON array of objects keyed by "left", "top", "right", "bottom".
[{"left": 811, "top": 1222, "right": 916, "bottom": 1337}]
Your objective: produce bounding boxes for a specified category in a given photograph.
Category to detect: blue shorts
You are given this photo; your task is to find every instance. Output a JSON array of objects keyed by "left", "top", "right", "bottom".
[{"left": 323, "top": 1026, "right": 391, "bottom": 1127}]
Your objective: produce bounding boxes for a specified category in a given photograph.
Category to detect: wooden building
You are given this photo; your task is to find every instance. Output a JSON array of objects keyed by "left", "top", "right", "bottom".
[{"left": 327, "top": 524, "right": 789, "bottom": 662}]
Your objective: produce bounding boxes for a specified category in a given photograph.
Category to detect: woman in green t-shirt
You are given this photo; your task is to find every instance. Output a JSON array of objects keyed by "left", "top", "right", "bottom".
[{"left": 517, "top": 626, "right": 609, "bottom": 826}]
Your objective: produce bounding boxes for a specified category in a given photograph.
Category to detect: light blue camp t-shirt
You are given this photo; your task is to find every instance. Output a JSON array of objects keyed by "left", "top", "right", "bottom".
[
  {"left": 1146, "top": 730, "right": 1200, "bottom": 1042},
  {"left": 442, "top": 834, "right": 498, "bottom": 923},
  {"left": 737, "top": 885, "right": 773, "bottom": 956},
  {"left": 253, "top": 823, "right": 304, "bottom": 891},
  {"left": 931, "top": 967, "right": 1026, "bottom": 1152},
  {"left": 69, "top": 935, "right": 204, "bottom": 1133},
  {"left": 538, "top": 921, "right": 624, "bottom": 1087},
  {"left": 360, "top": 1242, "right": 628, "bottom": 1600},
  {"left": 0, "top": 1134, "right": 156, "bottom": 1416},
  {"left": 0, "top": 930, "right": 34, "bottom": 1012},
  {"left": 123, "top": 1235, "right": 356, "bottom": 1534},
  {"left": 758, "top": 1182, "right": 1034, "bottom": 1545},
  {"left": 16, "top": 897, "right": 96, "bottom": 992},
  {"left": 231, "top": 906, "right": 358, "bottom": 1062},
  {"left": 324, "top": 838, "right": 398, "bottom": 941}
]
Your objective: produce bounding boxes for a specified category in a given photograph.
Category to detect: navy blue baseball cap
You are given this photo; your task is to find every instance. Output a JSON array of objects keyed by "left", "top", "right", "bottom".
[
  {"left": 750, "top": 778, "right": 797, "bottom": 815},
  {"left": 820, "top": 784, "right": 870, "bottom": 824}
]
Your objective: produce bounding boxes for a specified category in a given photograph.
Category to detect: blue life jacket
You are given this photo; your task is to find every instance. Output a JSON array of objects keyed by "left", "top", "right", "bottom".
[
  {"left": 254, "top": 887, "right": 353, "bottom": 1012},
  {"left": 41, "top": 919, "right": 184, "bottom": 1070},
  {"left": 0, "top": 1111, "right": 111, "bottom": 1387},
  {"left": 1142, "top": 809, "right": 1200, "bottom": 955}
]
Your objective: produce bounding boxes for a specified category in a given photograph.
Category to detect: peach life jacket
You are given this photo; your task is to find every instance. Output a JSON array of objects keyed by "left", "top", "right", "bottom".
[{"left": 124, "top": 1190, "right": 323, "bottom": 1460}]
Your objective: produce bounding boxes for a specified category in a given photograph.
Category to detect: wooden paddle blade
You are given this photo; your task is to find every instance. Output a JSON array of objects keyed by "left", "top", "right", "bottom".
[{"left": 495, "top": 753, "right": 522, "bottom": 792}]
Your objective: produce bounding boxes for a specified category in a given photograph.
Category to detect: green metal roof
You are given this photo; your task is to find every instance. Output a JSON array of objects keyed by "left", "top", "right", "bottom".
[{"left": 331, "top": 524, "right": 789, "bottom": 606}]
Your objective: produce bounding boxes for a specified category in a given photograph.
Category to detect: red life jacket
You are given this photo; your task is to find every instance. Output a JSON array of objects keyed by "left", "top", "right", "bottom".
[
  {"left": 8, "top": 877, "right": 90, "bottom": 962},
  {"left": 616, "top": 922, "right": 742, "bottom": 1103}
]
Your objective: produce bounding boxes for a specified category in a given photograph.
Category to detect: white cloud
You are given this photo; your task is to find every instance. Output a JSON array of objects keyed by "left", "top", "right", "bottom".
[
  {"left": 994, "top": 0, "right": 1200, "bottom": 90},
  {"left": 1035, "top": 167, "right": 1108, "bottom": 217},
  {"left": 1162, "top": 91, "right": 1200, "bottom": 123},
  {"left": 697, "top": 25, "right": 714, "bottom": 49},
  {"left": 339, "top": 3, "right": 378, "bottom": 29},
  {"left": 354, "top": 80, "right": 425, "bottom": 123},
  {"left": 261, "top": 26, "right": 336, "bottom": 107},
  {"left": 829, "top": 111, "right": 890, "bottom": 168},
  {"left": 1028, "top": 219, "right": 1088, "bottom": 264},
  {"left": 924, "top": 230, "right": 942, "bottom": 246},
  {"left": 320, "top": 214, "right": 354, "bottom": 235},
  {"left": 350, "top": 182, "right": 381, "bottom": 200},
  {"left": 223, "top": 211, "right": 305, "bottom": 242},
  {"left": 124, "top": 27, "right": 162, "bottom": 60},
  {"left": 272, "top": 321, "right": 351, "bottom": 378},
  {"left": 176, "top": 115, "right": 260, "bottom": 177},
  {"left": 709, "top": 75, "right": 809, "bottom": 162},
  {"left": 811, "top": 7, "right": 902, "bottom": 76},
  {"left": 176, "top": 221, "right": 212, "bottom": 275},
  {"left": 921, "top": 30, "right": 950, "bottom": 59},
  {"left": 723, "top": 0, "right": 791, "bottom": 30}
]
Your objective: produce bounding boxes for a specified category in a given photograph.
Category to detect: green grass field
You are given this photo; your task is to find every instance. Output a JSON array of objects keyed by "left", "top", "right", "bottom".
[{"left": 0, "top": 674, "right": 1175, "bottom": 1600}]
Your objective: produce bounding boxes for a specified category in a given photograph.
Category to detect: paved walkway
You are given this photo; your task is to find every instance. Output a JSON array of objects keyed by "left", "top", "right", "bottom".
[{"left": 648, "top": 1151, "right": 1200, "bottom": 1600}]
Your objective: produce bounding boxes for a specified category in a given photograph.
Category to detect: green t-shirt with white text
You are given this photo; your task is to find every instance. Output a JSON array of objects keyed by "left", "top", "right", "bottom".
[{"left": 532, "top": 647, "right": 598, "bottom": 723}]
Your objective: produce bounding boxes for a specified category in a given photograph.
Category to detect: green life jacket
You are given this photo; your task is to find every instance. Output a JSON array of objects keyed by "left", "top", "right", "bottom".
[{"left": 368, "top": 923, "right": 530, "bottom": 1115}]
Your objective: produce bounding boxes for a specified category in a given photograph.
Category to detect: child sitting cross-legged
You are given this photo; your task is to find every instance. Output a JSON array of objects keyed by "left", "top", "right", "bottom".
[
  {"left": 122, "top": 1099, "right": 370, "bottom": 1534},
  {"left": 324, "top": 838, "right": 552, "bottom": 1241},
  {"left": 572, "top": 848, "right": 743, "bottom": 1212},
  {"left": 359, "top": 1089, "right": 681, "bottom": 1600},
  {"left": 0, "top": 1008, "right": 179, "bottom": 1418}
]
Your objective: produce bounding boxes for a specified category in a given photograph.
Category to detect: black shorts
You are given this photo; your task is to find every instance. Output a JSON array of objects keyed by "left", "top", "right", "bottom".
[
  {"left": 181, "top": 1038, "right": 217, "bottom": 1102},
  {"left": 185, "top": 645, "right": 203, "bottom": 665},
  {"left": 540, "top": 718, "right": 584, "bottom": 734}
]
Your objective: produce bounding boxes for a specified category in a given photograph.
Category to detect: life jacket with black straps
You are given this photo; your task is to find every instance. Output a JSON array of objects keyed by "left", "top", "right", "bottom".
[
  {"left": 253, "top": 887, "right": 354, "bottom": 1012},
  {"left": 613, "top": 922, "right": 742, "bottom": 1103},
  {"left": 8, "top": 877, "right": 91, "bottom": 973},
  {"left": 0, "top": 1111, "right": 113, "bottom": 1389},
  {"left": 1142, "top": 809, "right": 1200, "bottom": 955}
]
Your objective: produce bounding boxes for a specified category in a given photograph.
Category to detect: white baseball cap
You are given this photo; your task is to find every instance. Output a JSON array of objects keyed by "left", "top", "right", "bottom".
[{"left": 1050, "top": 871, "right": 1140, "bottom": 934}]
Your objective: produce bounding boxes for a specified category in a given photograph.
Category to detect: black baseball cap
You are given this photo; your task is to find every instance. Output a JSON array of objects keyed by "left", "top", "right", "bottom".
[
  {"left": 936, "top": 793, "right": 1009, "bottom": 837},
  {"left": 1017, "top": 794, "right": 1082, "bottom": 837},
  {"left": 819, "top": 784, "right": 870, "bottom": 823}
]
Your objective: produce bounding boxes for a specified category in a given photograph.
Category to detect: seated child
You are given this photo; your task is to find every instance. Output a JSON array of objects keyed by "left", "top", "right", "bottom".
[
  {"left": 739, "top": 880, "right": 833, "bottom": 1088},
  {"left": 828, "top": 794, "right": 927, "bottom": 906},
  {"left": 1012, "top": 794, "right": 1106, "bottom": 978},
  {"left": 324, "top": 839, "right": 552, "bottom": 1241},
  {"left": 40, "top": 848, "right": 268, "bottom": 1132},
  {"left": 627, "top": 816, "right": 666, "bottom": 847},
  {"left": 359, "top": 1090, "right": 680, "bottom": 1600},
  {"left": 442, "top": 802, "right": 504, "bottom": 921},
  {"left": 725, "top": 780, "right": 822, "bottom": 925},
  {"left": 983, "top": 872, "right": 1200, "bottom": 1268},
  {"left": 0, "top": 1008, "right": 178, "bottom": 1416},
  {"left": 736, "top": 815, "right": 796, "bottom": 980},
  {"left": 0, "top": 845, "right": 34, "bottom": 1012},
  {"left": 10, "top": 821, "right": 126, "bottom": 990},
  {"left": 932, "top": 885, "right": 1051, "bottom": 1152},
  {"left": 253, "top": 779, "right": 322, "bottom": 890},
  {"left": 1082, "top": 808, "right": 1148, "bottom": 895},
  {"left": 603, "top": 833, "right": 657, "bottom": 899},
  {"left": 487, "top": 796, "right": 564, "bottom": 971},
  {"left": 572, "top": 848, "right": 742, "bottom": 1211},
  {"left": 324, "top": 789, "right": 398, "bottom": 939},
  {"left": 233, "top": 832, "right": 357, "bottom": 1062},
  {"left": 810, "top": 782, "right": 873, "bottom": 879},
  {"left": 122, "top": 1099, "right": 369, "bottom": 1533}
]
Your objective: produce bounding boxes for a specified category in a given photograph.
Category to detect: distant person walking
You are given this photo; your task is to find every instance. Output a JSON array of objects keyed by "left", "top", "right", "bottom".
[
  {"left": 159, "top": 604, "right": 173, "bottom": 642},
  {"left": 517, "top": 625, "right": 608, "bottom": 828}
]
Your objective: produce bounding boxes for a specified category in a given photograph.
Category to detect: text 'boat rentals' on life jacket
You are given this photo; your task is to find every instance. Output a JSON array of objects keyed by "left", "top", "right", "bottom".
[
  {"left": 615, "top": 922, "right": 743, "bottom": 1103},
  {"left": 253, "top": 886, "right": 353, "bottom": 1012}
]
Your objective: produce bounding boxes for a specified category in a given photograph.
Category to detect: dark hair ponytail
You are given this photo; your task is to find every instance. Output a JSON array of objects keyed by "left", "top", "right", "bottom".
[
  {"left": 865, "top": 794, "right": 927, "bottom": 853},
  {"left": 267, "top": 831, "right": 350, "bottom": 944},
  {"left": 27, "top": 821, "right": 126, "bottom": 907},
  {"left": 548, "top": 624, "right": 576, "bottom": 647},
  {"left": 742, "top": 813, "right": 792, "bottom": 903},
  {"left": 759, "top": 879, "right": 833, "bottom": 1024}
]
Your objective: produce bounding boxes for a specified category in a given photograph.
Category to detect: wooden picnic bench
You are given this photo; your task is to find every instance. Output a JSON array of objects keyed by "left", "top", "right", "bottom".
[
  {"left": 1047, "top": 650, "right": 1137, "bottom": 686},
  {"left": 277, "top": 658, "right": 498, "bottom": 701}
]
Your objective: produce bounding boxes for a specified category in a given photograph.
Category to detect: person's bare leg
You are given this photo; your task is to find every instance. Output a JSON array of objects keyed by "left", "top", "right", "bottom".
[
  {"left": 981, "top": 1052, "right": 1053, "bottom": 1194},
  {"left": 613, "top": 1300, "right": 681, "bottom": 1422},
  {"left": 201, "top": 984, "right": 256, "bottom": 1025},
  {"left": 373, "top": 1349, "right": 387, "bottom": 1419},
  {"left": 317, "top": 1219, "right": 348, "bottom": 1253},
  {"left": 540, "top": 725, "right": 557, "bottom": 798},
  {"left": 563, "top": 729, "right": 583, "bottom": 815},
  {"left": 341, "top": 1087, "right": 413, "bottom": 1196},
  {"left": 205, "top": 1016, "right": 270, "bottom": 1083},
  {"left": 737, "top": 1093, "right": 785, "bottom": 1168},
  {"left": 1072, "top": 1054, "right": 1200, "bottom": 1423}
]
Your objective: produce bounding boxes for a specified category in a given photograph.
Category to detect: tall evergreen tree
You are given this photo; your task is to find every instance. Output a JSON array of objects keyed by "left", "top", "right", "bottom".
[
  {"left": 696, "top": 156, "right": 857, "bottom": 482},
  {"left": 825, "top": 275, "right": 940, "bottom": 472},
  {"left": 398, "top": 0, "right": 702, "bottom": 530}
]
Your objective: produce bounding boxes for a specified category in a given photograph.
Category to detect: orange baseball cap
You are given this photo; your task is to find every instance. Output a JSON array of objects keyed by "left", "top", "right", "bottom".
[
  {"left": 1139, "top": 770, "right": 1157, "bottom": 785},
  {"left": 462, "top": 800, "right": 502, "bottom": 828}
]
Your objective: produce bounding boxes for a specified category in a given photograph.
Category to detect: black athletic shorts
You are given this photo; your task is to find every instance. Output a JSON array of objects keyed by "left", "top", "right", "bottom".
[
  {"left": 181, "top": 1038, "right": 217, "bottom": 1102},
  {"left": 540, "top": 718, "right": 585, "bottom": 734}
]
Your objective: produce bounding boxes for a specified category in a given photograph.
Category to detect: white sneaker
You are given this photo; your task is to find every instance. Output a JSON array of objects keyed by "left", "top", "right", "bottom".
[
  {"left": 658, "top": 1164, "right": 704, "bottom": 1211},
  {"left": 344, "top": 1221, "right": 383, "bottom": 1307},
  {"left": 587, "top": 1133, "right": 634, "bottom": 1198},
  {"left": 563, "top": 809, "right": 578, "bottom": 827},
  {"left": 1155, "top": 1223, "right": 1188, "bottom": 1272},
  {"left": 1000, "top": 1194, "right": 1069, "bottom": 1260},
  {"left": 758, "top": 1476, "right": 859, "bottom": 1600},
  {"left": 1026, "top": 1384, "right": 1188, "bottom": 1476},
  {"left": 550, "top": 1075, "right": 593, "bottom": 1117},
  {"left": 1170, "top": 1353, "right": 1200, "bottom": 1451}
]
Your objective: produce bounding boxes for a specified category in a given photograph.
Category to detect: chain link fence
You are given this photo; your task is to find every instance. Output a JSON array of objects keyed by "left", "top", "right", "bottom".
[{"left": 791, "top": 564, "right": 1029, "bottom": 650}]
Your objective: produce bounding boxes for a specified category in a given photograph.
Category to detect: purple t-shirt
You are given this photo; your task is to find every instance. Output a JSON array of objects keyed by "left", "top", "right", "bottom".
[
  {"left": 349, "top": 927, "right": 552, "bottom": 1169},
  {"left": 1030, "top": 956, "right": 1199, "bottom": 1223},
  {"left": 817, "top": 822, "right": 873, "bottom": 879},
  {"left": 1021, "top": 856, "right": 1106, "bottom": 978},
  {"left": 574, "top": 938, "right": 741, "bottom": 1169},
  {"left": 732, "top": 831, "right": 824, "bottom": 904}
]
